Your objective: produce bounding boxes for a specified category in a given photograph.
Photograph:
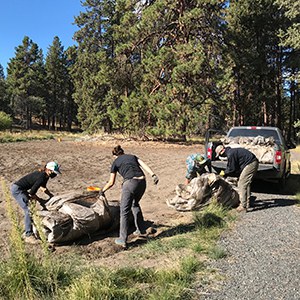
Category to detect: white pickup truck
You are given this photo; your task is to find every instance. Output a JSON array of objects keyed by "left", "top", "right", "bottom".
[{"left": 205, "top": 126, "right": 295, "bottom": 186}]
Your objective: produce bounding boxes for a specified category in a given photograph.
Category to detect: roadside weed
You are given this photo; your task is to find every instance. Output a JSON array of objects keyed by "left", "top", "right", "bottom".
[
  {"left": 64, "top": 260, "right": 200, "bottom": 300},
  {"left": 192, "top": 243, "right": 205, "bottom": 253},
  {"left": 0, "top": 179, "right": 75, "bottom": 299},
  {"left": 207, "top": 246, "right": 227, "bottom": 259},
  {"left": 0, "top": 178, "right": 35, "bottom": 299}
]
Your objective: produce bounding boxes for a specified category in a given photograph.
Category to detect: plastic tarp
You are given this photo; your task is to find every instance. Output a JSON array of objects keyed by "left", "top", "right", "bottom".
[
  {"left": 167, "top": 173, "right": 240, "bottom": 211},
  {"left": 36, "top": 192, "right": 113, "bottom": 244}
]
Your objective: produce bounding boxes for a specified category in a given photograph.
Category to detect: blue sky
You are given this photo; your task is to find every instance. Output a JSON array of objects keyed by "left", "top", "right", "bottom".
[{"left": 0, "top": 0, "right": 83, "bottom": 74}]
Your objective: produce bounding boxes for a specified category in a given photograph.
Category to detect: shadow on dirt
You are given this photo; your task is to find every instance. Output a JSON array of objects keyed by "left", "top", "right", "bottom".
[
  {"left": 155, "top": 222, "right": 195, "bottom": 237},
  {"left": 249, "top": 198, "right": 298, "bottom": 213},
  {"left": 60, "top": 220, "right": 157, "bottom": 248},
  {"left": 125, "top": 222, "right": 197, "bottom": 249},
  {"left": 128, "top": 213, "right": 226, "bottom": 248},
  {"left": 250, "top": 175, "right": 300, "bottom": 212},
  {"left": 252, "top": 173, "right": 300, "bottom": 196}
]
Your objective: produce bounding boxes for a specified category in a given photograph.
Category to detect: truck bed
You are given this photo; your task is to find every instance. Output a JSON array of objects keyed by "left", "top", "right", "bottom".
[{"left": 205, "top": 126, "right": 293, "bottom": 184}]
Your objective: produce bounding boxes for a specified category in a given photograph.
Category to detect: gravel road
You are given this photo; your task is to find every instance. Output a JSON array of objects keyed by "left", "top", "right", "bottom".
[{"left": 202, "top": 184, "right": 300, "bottom": 300}]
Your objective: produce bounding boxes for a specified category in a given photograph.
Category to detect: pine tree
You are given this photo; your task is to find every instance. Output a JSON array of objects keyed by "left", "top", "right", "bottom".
[
  {"left": 6, "top": 36, "right": 46, "bottom": 129},
  {"left": 226, "top": 0, "right": 287, "bottom": 127},
  {"left": 276, "top": 0, "right": 300, "bottom": 139},
  {"left": 65, "top": 46, "right": 78, "bottom": 131},
  {"left": 276, "top": 0, "right": 300, "bottom": 48},
  {"left": 72, "top": 0, "right": 116, "bottom": 132},
  {"left": 45, "top": 36, "right": 69, "bottom": 130},
  {"left": 0, "top": 64, "right": 9, "bottom": 113},
  {"left": 111, "top": 0, "right": 227, "bottom": 139}
]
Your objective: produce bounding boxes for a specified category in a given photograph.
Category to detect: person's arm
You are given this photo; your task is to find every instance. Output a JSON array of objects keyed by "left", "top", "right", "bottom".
[
  {"left": 137, "top": 159, "right": 155, "bottom": 176},
  {"left": 224, "top": 156, "right": 235, "bottom": 176},
  {"left": 29, "top": 180, "right": 44, "bottom": 197},
  {"left": 29, "top": 193, "right": 42, "bottom": 201},
  {"left": 206, "top": 159, "right": 212, "bottom": 173},
  {"left": 102, "top": 172, "right": 117, "bottom": 193},
  {"left": 138, "top": 158, "right": 159, "bottom": 184},
  {"left": 40, "top": 187, "right": 54, "bottom": 198}
]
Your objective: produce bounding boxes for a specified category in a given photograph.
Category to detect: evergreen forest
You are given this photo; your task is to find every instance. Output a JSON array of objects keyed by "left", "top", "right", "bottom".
[{"left": 1, "top": 0, "right": 300, "bottom": 141}]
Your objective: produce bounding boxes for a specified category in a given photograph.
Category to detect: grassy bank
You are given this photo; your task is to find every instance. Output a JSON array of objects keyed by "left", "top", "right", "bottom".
[{"left": 0, "top": 179, "right": 235, "bottom": 300}]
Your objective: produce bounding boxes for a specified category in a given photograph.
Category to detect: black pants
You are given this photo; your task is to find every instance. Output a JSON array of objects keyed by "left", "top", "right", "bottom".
[{"left": 119, "top": 178, "right": 146, "bottom": 242}]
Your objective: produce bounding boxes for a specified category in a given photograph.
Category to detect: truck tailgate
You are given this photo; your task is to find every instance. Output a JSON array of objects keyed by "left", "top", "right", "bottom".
[{"left": 211, "top": 161, "right": 276, "bottom": 173}]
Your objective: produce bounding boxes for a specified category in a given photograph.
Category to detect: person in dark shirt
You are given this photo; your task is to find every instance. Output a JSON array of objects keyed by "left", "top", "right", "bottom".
[
  {"left": 101, "top": 145, "right": 159, "bottom": 248},
  {"left": 215, "top": 145, "right": 258, "bottom": 212},
  {"left": 10, "top": 161, "right": 61, "bottom": 243}
]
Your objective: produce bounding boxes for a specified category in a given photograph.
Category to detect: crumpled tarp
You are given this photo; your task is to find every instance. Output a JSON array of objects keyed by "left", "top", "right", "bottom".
[
  {"left": 166, "top": 173, "right": 240, "bottom": 211},
  {"left": 35, "top": 192, "right": 113, "bottom": 244}
]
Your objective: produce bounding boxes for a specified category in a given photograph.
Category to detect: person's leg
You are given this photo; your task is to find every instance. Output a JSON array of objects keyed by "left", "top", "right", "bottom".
[
  {"left": 131, "top": 179, "right": 146, "bottom": 234},
  {"left": 118, "top": 180, "right": 134, "bottom": 244},
  {"left": 238, "top": 160, "right": 258, "bottom": 209},
  {"left": 10, "top": 184, "right": 32, "bottom": 235},
  {"left": 245, "top": 160, "right": 258, "bottom": 206}
]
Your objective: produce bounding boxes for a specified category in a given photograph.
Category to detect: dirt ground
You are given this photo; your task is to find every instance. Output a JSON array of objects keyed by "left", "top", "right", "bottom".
[
  {"left": 1, "top": 138, "right": 299, "bottom": 270},
  {"left": 0, "top": 137, "right": 206, "bottom": 267}
]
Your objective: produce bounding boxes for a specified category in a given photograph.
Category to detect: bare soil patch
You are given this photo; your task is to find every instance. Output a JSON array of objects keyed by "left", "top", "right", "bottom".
[
  {"left": 2, "top": 139, "right": 299, "bottom": 269},
  {"left": 0, "top": 138, "right": 203, "bottom": 268}
]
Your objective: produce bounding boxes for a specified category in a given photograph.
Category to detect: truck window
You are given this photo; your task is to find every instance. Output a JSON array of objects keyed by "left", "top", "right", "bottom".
[{"left": 228, "top": 128, "right": 280, "bottom": 143}]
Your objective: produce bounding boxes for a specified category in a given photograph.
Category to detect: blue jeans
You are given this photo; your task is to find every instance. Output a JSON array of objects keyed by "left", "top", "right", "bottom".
[
  {"left": 10, "top": 183, "right": 32, "bottom": 235},
  {"left": 119, "top": 179, "right": 146, "bottom": 242}
]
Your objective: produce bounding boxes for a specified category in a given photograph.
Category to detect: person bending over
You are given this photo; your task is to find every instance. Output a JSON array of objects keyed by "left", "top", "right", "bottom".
[
  {"left": 10, "top": 161, "right": 61, "bottom": 243},
  {"left": 101, "top": 145, "right": 159, "bottom": 248},
  {"left": 185, "top": 153, "right": 211, "bottom": 184},
  {"left": 215, "top": 145, "right": 258, "bottom": 212}
]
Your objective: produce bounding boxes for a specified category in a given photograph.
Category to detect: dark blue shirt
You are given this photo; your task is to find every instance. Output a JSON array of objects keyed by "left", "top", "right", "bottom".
[{"left": 224, "top": 147, "right": 257, "bottom": 176}]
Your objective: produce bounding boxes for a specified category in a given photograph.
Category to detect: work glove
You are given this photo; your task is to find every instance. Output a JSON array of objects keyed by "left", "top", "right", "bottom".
[
  {"left": 99, "top": 190, "right": 105, "bottom": 198},
  {"left": 152, "top": 174, "right": 159, "bottom": 185},
  {"left": 36, "top": 198, "right": 48, "bottom": 211},
  {"left": 40, "top": 202, "right": 48, "bottom": 211},
  {"left": 220, "top": 170, "right": 225, "bottom": 177}
]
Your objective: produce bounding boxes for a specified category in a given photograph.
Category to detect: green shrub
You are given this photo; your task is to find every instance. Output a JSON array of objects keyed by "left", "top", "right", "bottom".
[{"left": 0, "top": 111, "right": 12, "bottom": 130}]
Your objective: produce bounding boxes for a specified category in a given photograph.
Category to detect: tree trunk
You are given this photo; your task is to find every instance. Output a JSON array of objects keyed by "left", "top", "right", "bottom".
[{"left": 275, "top": 46, "right": 282, "bottom": 129}]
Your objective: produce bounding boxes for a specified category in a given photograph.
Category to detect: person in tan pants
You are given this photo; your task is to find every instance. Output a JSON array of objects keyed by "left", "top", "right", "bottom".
[{"left": 215, "top": 145, "right": 258, "bottom": 212}]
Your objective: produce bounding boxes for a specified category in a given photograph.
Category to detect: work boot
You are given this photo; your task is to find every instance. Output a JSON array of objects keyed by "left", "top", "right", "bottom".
[
  {"left": 133, "top": 230, "right": 142, "bottom": 236},
  {"left": 24, "top": 234, "right": 40, "bottom": 244},
  {"left": 236, "top": 205, "right": 247, "bottom": 213},
  {"left": 133, "top": 228, "right": 147, "bottom": 236}
]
